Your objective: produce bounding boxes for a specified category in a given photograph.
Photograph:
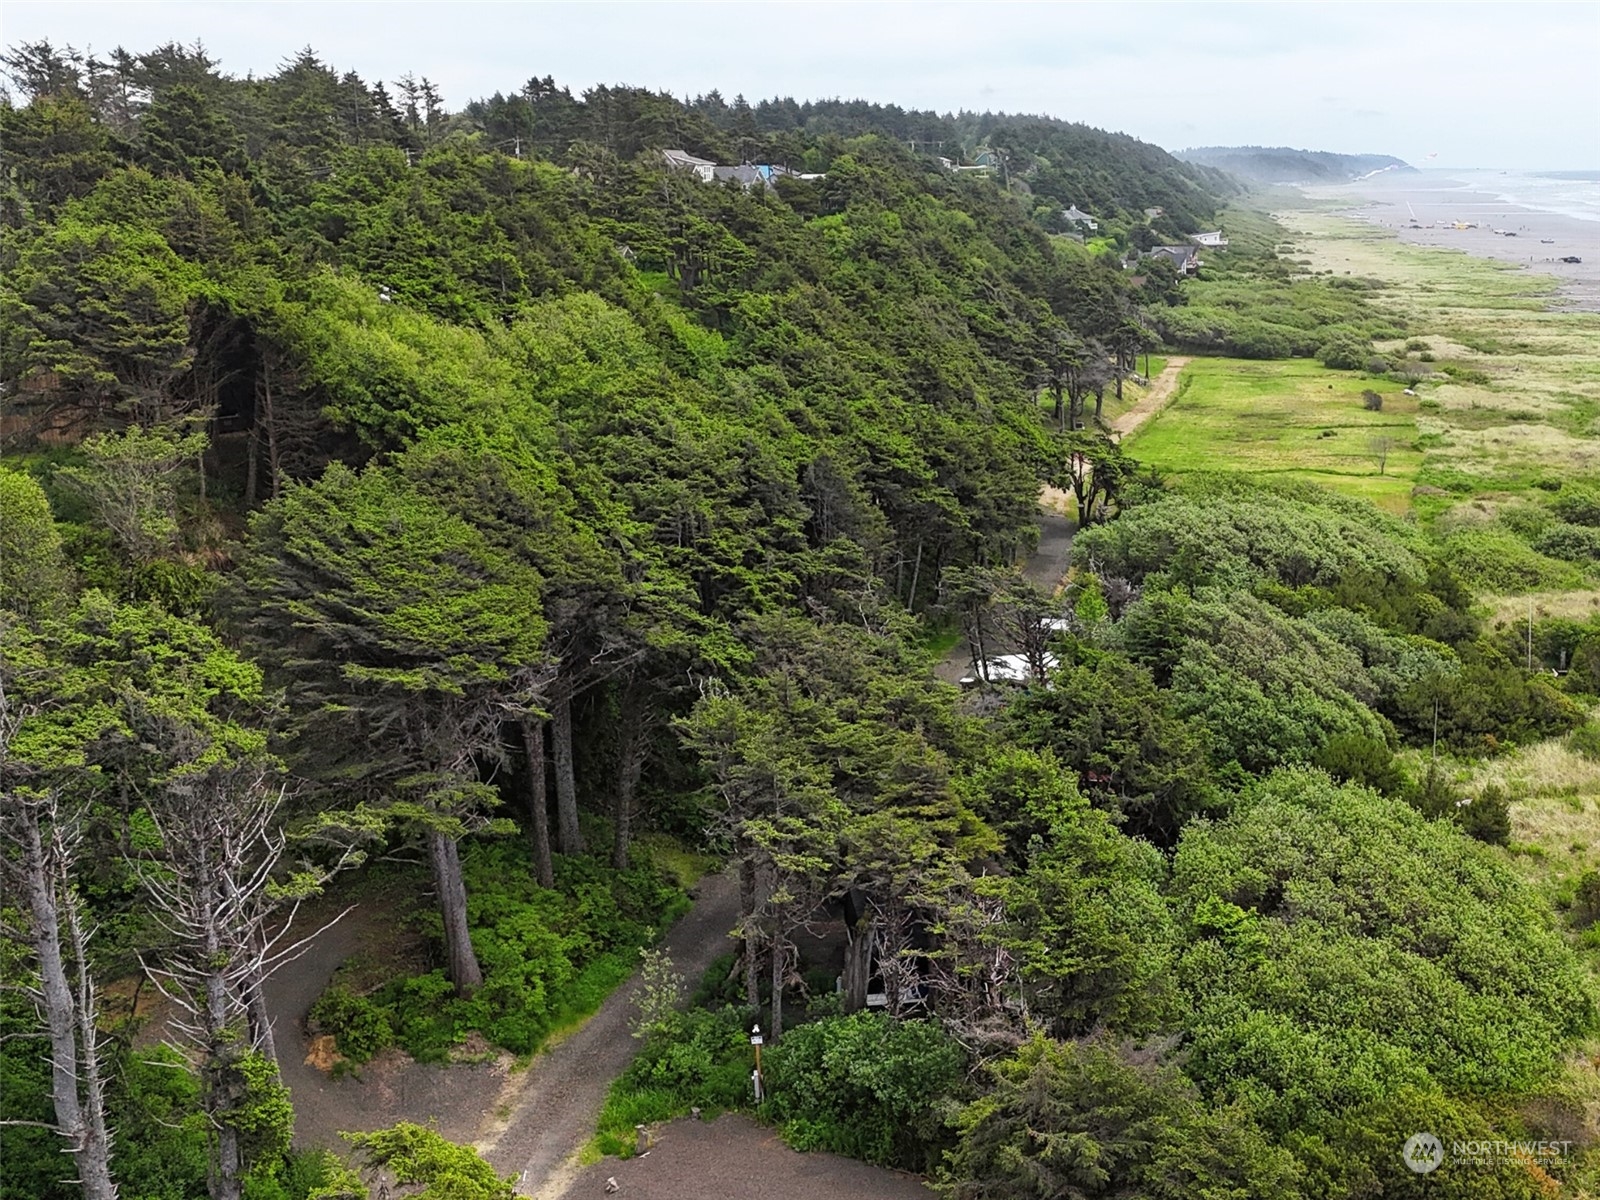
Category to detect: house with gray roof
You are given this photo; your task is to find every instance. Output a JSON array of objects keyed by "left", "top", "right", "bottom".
[{"left": 661, "top": 149, "right": 717, "bottom": 182}]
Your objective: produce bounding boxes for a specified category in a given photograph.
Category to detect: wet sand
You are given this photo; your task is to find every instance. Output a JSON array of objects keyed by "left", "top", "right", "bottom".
[{"left": 1304, "top": 174, "right": 1600, "bottom": 311}]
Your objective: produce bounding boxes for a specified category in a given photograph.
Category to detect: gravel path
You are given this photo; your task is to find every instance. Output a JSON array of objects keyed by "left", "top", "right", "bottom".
[
  {"left": 557, "top": 1113, "right": 932, "bottom": 1200},
  {"left": 267, "top": 903, "right": 502, "bottom": 1149},
  {"left": 481, "top": 869, "right": 742, "bottom": 1198},
  {"left": 1111, "top": 355, "right": 1192, "bottom": 439}
]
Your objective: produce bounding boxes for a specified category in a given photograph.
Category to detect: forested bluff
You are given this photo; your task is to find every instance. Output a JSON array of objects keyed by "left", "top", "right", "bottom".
[{"left": 1, "top": 42, "right": 1596, "bottom": 1200}]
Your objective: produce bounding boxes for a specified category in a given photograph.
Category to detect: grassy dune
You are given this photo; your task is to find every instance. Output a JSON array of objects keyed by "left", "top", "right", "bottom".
[{"left": 1282, "top": 212, "right": 1600, "bottom": 507}]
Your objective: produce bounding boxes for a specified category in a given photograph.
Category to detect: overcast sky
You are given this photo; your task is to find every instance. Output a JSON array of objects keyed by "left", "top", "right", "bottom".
[{"left": 4, "top": 1, "right": 1597, "bottom": 169}]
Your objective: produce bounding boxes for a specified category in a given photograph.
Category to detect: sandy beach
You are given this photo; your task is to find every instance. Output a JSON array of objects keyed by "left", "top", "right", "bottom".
[{"left": 1304, "top": 173, "right": 1600, "bottom": 312}]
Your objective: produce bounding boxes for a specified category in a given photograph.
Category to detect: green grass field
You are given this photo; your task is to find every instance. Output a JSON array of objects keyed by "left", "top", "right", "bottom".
[
  {"left": 1127, "top": 210, "right": 1600, "bottom": 525},
  {"left": 1126, "top": 357, "right": 1422, "bottom": 511}
]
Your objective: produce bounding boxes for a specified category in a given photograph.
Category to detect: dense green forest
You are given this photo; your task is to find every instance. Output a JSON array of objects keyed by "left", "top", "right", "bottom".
[{"left": 2, "top": 40, "right": 1596, "bottom": 1200}]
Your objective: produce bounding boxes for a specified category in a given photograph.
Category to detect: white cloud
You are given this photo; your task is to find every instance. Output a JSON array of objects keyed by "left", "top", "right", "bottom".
[{"left": 4, "top": 1, "right": 1597, "bottom": 167}]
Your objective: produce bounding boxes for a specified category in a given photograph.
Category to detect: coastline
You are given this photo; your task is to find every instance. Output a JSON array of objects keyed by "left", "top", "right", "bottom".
[{"left": 1302, "top": 174, "right": 1600, "bottom": 312}]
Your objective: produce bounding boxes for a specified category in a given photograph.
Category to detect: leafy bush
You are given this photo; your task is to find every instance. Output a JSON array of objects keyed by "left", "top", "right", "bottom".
[
  {"left": 1441, "top": 363, "right": 1492, "bottom": 386},
  {"left": 1442, "top": 528, "right": 1584, "bottom": 593},
  {"left": 1533, "top": 521, "right": 1600, "bottom": 563},
  {"left": 1074, "top": 482, "right": 1426, "bottom": 592},
  {"left": 345, "top": 1123, "right": 514, "bottom": 1200},
  {"left": 1392, "top": 653, "right": 1583, "bottom": 756},
  {"left": 1568, "top": 722, "right": 1600, "bottom": 759},
  {"left": 307, "top": 985, "right": 394, "bottom": 1063},
  {"left": 1316, "top": 331, "right": 1371, "bottom": 369},
  {"left": 1553, "top": 486, "right": 1600, "bottom": 527},
  {"left": 1361, "top": 388, "right": 1383, "bottom": 411},
  {"left": 1312, "top": 732, "right": 1403, "bottom": 795},
  {"left": 595, "top": 1006, "right": 753, "bottom": 1156},
  {"left": 1169, "top": 772, "right": 1596, "bottom": 1134},
  {"left": 318, "top": 843, "right": 686, "bottom": 1061},
  {"left": 764, "top": 1013, "right": 965, "bottom": 1170},
  {"left": 943, "top": 1035, "right": 1300, "bottom": 1200}
]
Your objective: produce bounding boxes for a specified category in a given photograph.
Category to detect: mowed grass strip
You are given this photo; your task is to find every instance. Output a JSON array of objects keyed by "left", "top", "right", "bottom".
[{"left": 1126, "top": 357, "right": 1421, "bottom": 511}]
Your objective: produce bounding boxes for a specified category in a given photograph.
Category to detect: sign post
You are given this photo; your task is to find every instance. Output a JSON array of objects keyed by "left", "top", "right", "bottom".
[{"left": 749, "top": 1024, "right": 765, "bottom": 1103}]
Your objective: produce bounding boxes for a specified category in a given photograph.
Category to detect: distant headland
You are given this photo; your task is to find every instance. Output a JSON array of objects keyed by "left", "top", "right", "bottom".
[{"left": 1176, "top": 145, "right": 1416, "bottom": 184}]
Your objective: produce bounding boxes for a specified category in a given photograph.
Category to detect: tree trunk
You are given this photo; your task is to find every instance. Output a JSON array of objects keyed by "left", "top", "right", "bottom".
[
  {"left": 740, "top": 855, "right": 761, "bottom": 1013},
  {"left": 520, "top": 719, "right": 554, "bottom": 888},
  {"left": 907, "top": 539, "right": 924, "bottom": 611},
  {"left": 201, "top": 878, "right": 243, "bottom": 1200},
  {"left": 22, "top": 821, "right": 87, "bottom": 1177},
  {"left": 842, "top": 919, "right": 871, "bottom": 1014},
  {"left": 63, "top": 887, "right": 116, "bottom": 1200},
  {"left": 769, "top": 927, "right": 785, "bottom": 1041},
  {"left": 427, "top": 828, "right": 482, "bottom": 996},
  {"left": 213, "top": 1124, "right": 241, "bottom": 1200},
  {"left": 551, "top": 683, "right": 584, "bottom": 854},
  {"left": 244, "top": 423, "right": 258, "bottom": 509},
  {"left": 241, "top": 954, "right": 277, "bottom": 1068},
  {"left": 612, "top": 701, "right": 648, "bottom": 871},
  {"left": 260, "top": 362, "right": 281, "bottom": 500}
]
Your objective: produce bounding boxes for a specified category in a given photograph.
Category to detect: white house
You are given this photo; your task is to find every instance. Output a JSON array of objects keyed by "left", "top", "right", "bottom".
[
  {"left": 1062, "top": 205, "right": 1099, "bottom": 231},
  {"left": 661, "top": 149, "right": 717, "bottom": 182},
  {"left": 1189, "top": 230, "right": 1229, "bottom": 247}
]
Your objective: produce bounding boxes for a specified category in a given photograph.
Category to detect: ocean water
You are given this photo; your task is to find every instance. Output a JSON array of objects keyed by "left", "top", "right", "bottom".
[{"left": 1425, "top": 167, "right": 1600, "bottom": 223}]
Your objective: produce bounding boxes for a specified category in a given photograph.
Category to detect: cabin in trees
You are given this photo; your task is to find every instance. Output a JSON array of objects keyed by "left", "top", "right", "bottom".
[
  {"left": 712, "top": 162, "right": 800, "bottom": 189},
  {"left": 661, "top": 148, "right": 717, "bottom": 181},
  {"left": 1145, "top": 245, "right": 1202, "bottom": 276},
  {"left": 1062, "top": 205, "right": 1100, "bottom": 231}
]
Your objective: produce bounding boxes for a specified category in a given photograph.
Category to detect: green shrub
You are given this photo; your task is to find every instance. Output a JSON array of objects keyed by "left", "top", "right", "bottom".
[
  {"left": 764, "top": 1013, "right": 965, "bottom": 1171},
  {"left": 943, "top": 1035, "right": 1299, "bottom": 1200},
  {"left": 1568, "top": 722, "right": 1600, "bottom": 759},
  {"left": 1170, "top": 772, "right": 1595, "bottom": 1134},
  {"left": 1459, "top": 783, "right": 1511, "bottom": 846},
  {"left": 1441, "top": 363, "right": 1492, "bottom": 386},
  {"left": 308, "top": 985, "right": 394, "bottom": 1063},
  {"left": 1313, "top": 733, "right": 1403, "bottom": 795},
  {"left": 1442, "top": 528, "right": 1584, "bottom": 593},
  {"left": 1317, "top": 331, "right": 1371, "bottom": 370},
  {"left": 1553, "top": 486, "right": 1600, "bottom": 527},
  {"left": 345, "top": 1123, "right": 514, "bottom": 1200},
  {"left": 595, "top": 1006, "right": 754, "bottom": 1155},
  {"left": 316, "top": 842, "right": 686, "bottom": 1062},
  {"left": 1573, "top": 871, "right": 1600, "bottom": 928},
  {"left": 1534, "top": 522, "right": 1600, "bottom": 563}
]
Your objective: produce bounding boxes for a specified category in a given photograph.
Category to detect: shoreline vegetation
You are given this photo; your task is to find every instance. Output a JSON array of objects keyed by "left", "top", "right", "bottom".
[{"left": 4, "top": 39, "right": 1600, "bottom": 1200}]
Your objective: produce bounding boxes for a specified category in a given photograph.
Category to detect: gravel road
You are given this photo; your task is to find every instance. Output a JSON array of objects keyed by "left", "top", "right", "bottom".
[
  {"left": 557, "top": 1113, "right": 932, "bottom": 1200},
  {"left": 481, "top": 868, "right": 742, "bottom": 1198},
  {"left": 267, "top": 903, "right": 503, "bottom": 1149}
]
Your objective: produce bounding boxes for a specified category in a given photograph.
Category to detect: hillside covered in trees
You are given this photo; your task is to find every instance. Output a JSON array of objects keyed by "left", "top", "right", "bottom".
[
  {"left": 1177, "top": 144, "right": 1415, "bottom": 184},
  {"left": 2, "top": 40, "right": 1597, "bottom": 1200}
]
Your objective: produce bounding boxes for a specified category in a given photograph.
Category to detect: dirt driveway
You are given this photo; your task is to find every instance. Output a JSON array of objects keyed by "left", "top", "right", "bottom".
[
  {"left": 1112, "top": 355, "right": 1192, "bottom": 439},
  {"left": 557, "top": 1113, "right": 932, "bottom": 1200}
]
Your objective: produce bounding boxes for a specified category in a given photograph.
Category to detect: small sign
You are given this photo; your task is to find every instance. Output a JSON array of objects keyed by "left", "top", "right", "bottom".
[{"left": 749, "top": 1024, "right": 763, "bottom": 1046}]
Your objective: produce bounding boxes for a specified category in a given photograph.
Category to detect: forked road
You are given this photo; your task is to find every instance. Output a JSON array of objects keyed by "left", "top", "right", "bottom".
[{"left": 480, "top": 868, "right": 741, "bottom": 1199}]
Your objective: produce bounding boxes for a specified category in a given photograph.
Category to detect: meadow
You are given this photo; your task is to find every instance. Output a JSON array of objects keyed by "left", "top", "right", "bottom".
[{"left": 1126, "top": 356, "right": 1421, "bottom": 510}]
